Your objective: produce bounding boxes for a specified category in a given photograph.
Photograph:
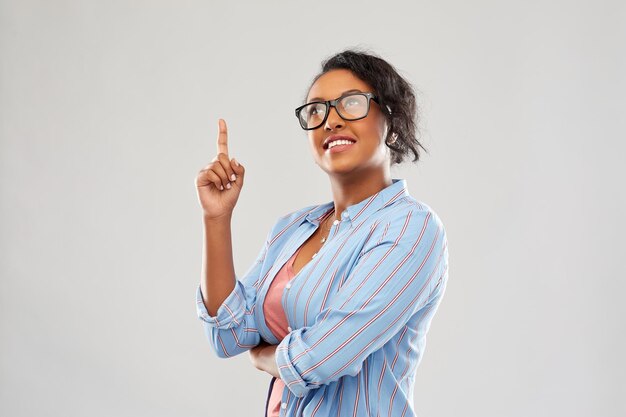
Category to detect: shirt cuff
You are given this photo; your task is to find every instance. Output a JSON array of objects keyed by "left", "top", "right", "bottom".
[
  {"left": 195, "top": 281, "right": 245, "bottom": 330},
  {"left": 275, "top": 331, "right": 309, "bottom": 398}
]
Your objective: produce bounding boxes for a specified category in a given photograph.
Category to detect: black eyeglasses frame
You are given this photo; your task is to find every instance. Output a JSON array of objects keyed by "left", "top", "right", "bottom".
[{"left": 294, "top": 92, "right": 382, "bottom": 131}]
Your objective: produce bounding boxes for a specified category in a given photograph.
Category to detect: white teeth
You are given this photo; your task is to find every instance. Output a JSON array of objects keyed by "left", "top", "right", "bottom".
[{"left": 327, "top": 139, "right": 355, "bottom": 149}]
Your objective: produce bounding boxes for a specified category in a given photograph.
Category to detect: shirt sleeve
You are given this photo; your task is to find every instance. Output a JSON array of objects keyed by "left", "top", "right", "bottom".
[
  {"left": 195, "top": 230, "right": 270, "bottom": 358},
  {"left": 275, "top": 208, "right": 449, "bottom": 397}
]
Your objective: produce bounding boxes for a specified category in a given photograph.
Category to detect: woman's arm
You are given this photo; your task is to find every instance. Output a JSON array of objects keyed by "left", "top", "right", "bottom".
[
  {"left": 195, "top": 119, "right": 263, "bottom": 358},
  {"left": 195, "top": 225, "right": 269, "bottom": 358},
  {"left": 201, "top": 213, "right": 236, "bottom": 316}
]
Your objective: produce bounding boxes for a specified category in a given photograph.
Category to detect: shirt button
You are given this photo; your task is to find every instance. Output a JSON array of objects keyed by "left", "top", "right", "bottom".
[
  {"left": 342, "top": 211, "right": 349, "bottom": 218},
  {"left": 285, "top": 283, "right": 291, "bottom": 289},
  {"left": 287, "top": 326, "right": 292, "bottom": 332},
  {"left": 332, "top": 219, "right": 340, "bottom": 225},
  {"left": 281, "top": 402, "right": 287, "bottom": 409}
]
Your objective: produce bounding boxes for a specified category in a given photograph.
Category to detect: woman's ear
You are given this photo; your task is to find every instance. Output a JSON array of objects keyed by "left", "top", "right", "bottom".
[{"left": 385, "top": 132, "right": 398, "bottom": 146}]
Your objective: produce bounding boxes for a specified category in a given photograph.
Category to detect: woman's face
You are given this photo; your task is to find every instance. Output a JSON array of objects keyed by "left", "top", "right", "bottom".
[{"left": 304, "top": 69, "right": 390, "bottom": 177}]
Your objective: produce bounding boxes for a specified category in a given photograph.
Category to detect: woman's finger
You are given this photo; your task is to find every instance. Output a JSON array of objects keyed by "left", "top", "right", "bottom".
[
  {"left": 204, "top": 169, "right": 225, "bottom": 191},
  {"left": 217, "top": 152, "right": 237, "bottom": 183},
  {"left": 216, "top": 119, "right": 229, "bottom": 157},
  {"left": 210, "top": 160, "right": 231, "bottom": 190}
]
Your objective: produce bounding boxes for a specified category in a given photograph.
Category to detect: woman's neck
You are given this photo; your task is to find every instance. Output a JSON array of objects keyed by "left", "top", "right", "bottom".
[{"left": 328, "top": 170, "right": 392, "bottom": 221}]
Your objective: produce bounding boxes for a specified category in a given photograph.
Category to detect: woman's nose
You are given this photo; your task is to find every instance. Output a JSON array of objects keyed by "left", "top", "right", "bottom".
[{"left": 324, "top": 106, "right": 344, "bottom": 131}]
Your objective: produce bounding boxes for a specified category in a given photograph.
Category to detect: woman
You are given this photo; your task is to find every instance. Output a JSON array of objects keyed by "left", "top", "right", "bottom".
[{"left": 195, "top": 49, "right": 449, "bottom": 417}]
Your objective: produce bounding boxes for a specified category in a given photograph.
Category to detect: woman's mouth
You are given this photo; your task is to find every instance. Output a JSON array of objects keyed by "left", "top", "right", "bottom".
[{"left": 325, "top": 139, "right": 356, "bottom": 154}]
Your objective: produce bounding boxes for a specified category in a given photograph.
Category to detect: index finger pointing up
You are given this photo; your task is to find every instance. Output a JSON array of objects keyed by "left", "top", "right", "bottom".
[{"left": 216, "top": 118, "right": 229, "bottom": 156}]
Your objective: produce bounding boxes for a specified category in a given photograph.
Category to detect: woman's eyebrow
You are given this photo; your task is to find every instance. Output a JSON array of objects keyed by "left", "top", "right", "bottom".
[{"left": 308, "top": 89, "right": 363, "bottom": 102}]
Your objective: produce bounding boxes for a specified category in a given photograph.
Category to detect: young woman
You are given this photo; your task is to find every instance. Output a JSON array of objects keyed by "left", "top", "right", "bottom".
[{"left": 195, "top": 49, "right": 449, "bottom": 417}]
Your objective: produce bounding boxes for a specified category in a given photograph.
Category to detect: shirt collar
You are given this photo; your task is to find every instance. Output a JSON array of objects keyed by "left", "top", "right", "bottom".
[{"left": 304, "top": 178, "right": 410, "bottom": 226}]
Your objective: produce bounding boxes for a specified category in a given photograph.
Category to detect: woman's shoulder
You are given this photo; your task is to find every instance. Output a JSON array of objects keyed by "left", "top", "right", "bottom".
[
  {"left": 376, "top": 195, "right": 447, "bottom": 243},
  {"left": 386, "top": 191, "right": 444, "bottom": 220}
]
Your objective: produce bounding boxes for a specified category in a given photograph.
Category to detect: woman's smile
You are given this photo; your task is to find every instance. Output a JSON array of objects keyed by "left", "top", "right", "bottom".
[
  {"left": 324, "top": 134, "right": 358, "bottom": 154},
  {"left": 327, "top": 140, "right": 356, "bottom": 153}
]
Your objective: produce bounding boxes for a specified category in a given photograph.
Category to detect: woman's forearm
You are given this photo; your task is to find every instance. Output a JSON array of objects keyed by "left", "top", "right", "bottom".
[{"left": 200, "top": 213, "right": 236, "bottom": 316}]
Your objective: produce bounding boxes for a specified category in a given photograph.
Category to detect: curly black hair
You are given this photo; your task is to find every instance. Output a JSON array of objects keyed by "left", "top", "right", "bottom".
[{"left": 304, "top": 48, "right": 426, "bottom": 165}]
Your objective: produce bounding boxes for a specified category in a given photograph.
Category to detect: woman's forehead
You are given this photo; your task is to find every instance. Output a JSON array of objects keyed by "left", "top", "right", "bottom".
[{"left": 307, "top": 69, "right": 373, "bottom": 102}]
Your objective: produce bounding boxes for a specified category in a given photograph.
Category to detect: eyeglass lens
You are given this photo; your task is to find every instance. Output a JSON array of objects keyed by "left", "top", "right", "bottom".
[{"left": 299, "top": 94, "right": 369, "bottom": 129}]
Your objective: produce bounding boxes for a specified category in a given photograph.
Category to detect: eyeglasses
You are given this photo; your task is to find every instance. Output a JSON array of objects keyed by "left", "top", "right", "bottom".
[{"left": 294, "top": 92, "right": 381, "bottom": 130}]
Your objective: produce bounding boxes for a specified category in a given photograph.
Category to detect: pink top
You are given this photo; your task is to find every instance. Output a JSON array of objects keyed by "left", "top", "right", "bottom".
[{"left": 263, "top": 245, "right": 302, "bottom": 417}]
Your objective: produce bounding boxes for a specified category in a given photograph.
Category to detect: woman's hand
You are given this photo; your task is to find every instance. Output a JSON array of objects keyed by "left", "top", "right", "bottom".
[
  {"left": 249, "top": 341, "right": 280, "bottom": 379},
  {"left": 195, "top": 119, "right": 245, "bottom": 219}
]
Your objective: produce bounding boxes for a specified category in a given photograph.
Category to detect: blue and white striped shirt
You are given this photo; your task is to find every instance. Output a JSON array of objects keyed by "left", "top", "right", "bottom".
[{"left": 196, "top": 178, "right": 449, "bottom": 416}]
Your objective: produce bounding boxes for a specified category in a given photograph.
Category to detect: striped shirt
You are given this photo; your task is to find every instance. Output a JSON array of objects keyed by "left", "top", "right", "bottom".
[{"left": 196, "top": 178, "right": 449, "bottom": 417}]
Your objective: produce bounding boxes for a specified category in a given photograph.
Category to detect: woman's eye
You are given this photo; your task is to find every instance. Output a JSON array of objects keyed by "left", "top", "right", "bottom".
[
  {"left": 309, "top": 105, "right": 325, "bottom": 117},
  {"left": 343, "top": 97, "right": 361, "bottom": 107}
]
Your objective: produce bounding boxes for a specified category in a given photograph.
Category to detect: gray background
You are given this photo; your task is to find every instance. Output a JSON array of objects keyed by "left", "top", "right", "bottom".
[{"left": 1, "top": 1, "right": 624, "bottom": 416}]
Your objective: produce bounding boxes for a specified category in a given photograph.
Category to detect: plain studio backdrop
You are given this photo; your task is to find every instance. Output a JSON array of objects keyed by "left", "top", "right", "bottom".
[{"left": 1, "top": 1, "right": 624, "bottom": 416}]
